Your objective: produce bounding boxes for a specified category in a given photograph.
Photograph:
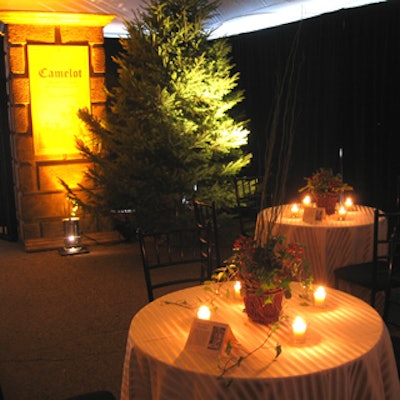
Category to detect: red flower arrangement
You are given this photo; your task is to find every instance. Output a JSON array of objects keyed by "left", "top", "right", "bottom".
[
  {"left": 214, "top": 235, "right": 312, "bottom": 300},
  {"left": 299, "top": 167, "right": 353, "bottom": 194}
]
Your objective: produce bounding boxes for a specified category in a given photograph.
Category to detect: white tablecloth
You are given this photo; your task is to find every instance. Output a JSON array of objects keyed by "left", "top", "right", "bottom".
[
  {"left": 254, "top": 205, "right": 382, "bottom": 286},
  {"left": 120, "top": 282, "right": 399, "bottom": 400}
]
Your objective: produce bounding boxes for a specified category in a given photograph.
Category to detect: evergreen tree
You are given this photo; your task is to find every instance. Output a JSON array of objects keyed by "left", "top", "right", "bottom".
[{"left": 67, "top": 0, "right": 251, "bottom": 232}]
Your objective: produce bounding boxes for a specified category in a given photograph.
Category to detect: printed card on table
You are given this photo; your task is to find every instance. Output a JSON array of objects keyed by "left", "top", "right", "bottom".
[
  {"left": 303, "top": 207, "right": 325, "bottom": 224},
  {"left": 185, "top": 319, "right": 236, "bottom": 356}
]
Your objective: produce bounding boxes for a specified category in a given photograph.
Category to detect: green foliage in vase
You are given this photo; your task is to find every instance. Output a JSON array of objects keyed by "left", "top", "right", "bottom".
[
  {"left": 61, "top": 0, "right": 251, "bottom": 233},
  {"left": 299, "top": 167, "right": 353, "bottom": 194},
  {"left": 213, "top": 235, "right": 312, "bottom": 300}
]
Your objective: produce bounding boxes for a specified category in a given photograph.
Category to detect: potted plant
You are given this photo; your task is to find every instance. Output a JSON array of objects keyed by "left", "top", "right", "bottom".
[
  {"left": 214, "top": 235, "right": 311, "bottom": 325},
  {"left": 299, "top": 168, "right": 353, "bottom": 214}
]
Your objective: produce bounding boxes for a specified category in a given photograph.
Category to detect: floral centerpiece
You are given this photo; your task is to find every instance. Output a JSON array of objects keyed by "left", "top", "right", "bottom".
[
  {"left": 214, "top": 235, "right": 311, "bottom": 325},
  {"left": 299, "top": 168, "right": 353, "bottom": 214}
]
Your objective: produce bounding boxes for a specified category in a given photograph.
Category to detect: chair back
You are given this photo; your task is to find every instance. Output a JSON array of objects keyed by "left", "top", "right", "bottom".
[
  {"left": 373, "top": 209, "right": 400, "bottom": 304},
  {"left": 193, "top": 199, "right": 221, "bottom": 268},
  {"left": 234, "top": 176, "right": 264, "bottom": 236},
  {"left": 374, "top": 209, "right": 400, "bottom": 264},
  {"left": 137, "top": 227, "right": 212, "bottom": 302},
  {"left": 375, "top": 209, "right": 400, "bottom": 319}
]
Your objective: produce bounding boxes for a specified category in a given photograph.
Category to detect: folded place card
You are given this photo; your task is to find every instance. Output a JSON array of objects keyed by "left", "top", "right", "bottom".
[
  {"left": 303, "top": 207, "right": 325, "bottom": 224},
  {"left": 185, "top": 318, "right": 236, "bottom": 356}
]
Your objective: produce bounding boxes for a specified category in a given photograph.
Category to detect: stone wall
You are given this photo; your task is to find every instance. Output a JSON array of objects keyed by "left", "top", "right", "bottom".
[{"left": 1, "top": 13, "right": 114, "bottom": 245}]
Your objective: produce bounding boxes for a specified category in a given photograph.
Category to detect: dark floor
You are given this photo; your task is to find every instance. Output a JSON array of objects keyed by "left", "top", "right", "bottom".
[
  {"left": 0, "top": 217, "right": 239, "bottom": 400},
  {"left": 0, "top": 218, "right": 399, "bottom": 399},
  {"left": 0, "top": 239, "right": 143, "bottom": 400}
]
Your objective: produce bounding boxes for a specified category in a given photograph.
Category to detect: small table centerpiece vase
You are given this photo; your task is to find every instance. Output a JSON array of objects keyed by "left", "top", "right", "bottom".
[
  {"left": 213, "top": 235, "right": 312, "bottom": 325},
  {"left": 313, "top": 192, "right": 339, "bottom": 215},
  {"left": 299, "top": 168, "right": 353, "bottom": 215}
]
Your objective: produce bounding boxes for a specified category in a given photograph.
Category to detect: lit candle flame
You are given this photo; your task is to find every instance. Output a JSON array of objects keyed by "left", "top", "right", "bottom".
[
  {"left": 344, "top": 197, "right": 353, "bottom": 209},
  {"left": 234, "top": 281, "right": 241, "bottom": 294},
  {"left": 338, "top": 205, "right": 347, "bottom": 220},
  {"left": 292, "top": 316, "right": 307, "bottom": 343},
  {"left": 314, "top": 286, "right": 326, "bottom": 307},
  {"left": 197, "top": 305, "right": 211, "bottom": 320},
  {"left": 303, "top": 195, "right": 311, "bottom": 206}
]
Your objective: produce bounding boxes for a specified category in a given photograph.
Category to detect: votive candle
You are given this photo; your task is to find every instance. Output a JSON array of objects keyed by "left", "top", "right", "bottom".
[
  {"left": 292, "top": 316, "right": 307, "bottom": 343},
  {"left": 314, "top": 286, "right": 326, "bottom": 307},
  {"left": 344, "top": 197, "right": 353, "bottom": 209},
  {"left": 303, "top": 195, "right": 311, "bottom": 207},
  {"left": 338, "top": 205, "right": 347, "bottom": 221},
  {"left": 234, "top": 280, "right": 241, "bottom": 298},
  {"left": 197, "top": 305, "right": 211, "bottom": 320},
  {"left": 291, "top": 203, "right": 300, "bottom": 218}
]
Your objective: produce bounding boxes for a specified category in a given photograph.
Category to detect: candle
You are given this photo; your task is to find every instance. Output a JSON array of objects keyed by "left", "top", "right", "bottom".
[
  {"left": 314, "top": 286, "right": 326, "bottom": 307},
  {"left": 197, "top": 305, "right": 211, "bottom": 320},
  {"left": 338, "top": 205, "right": 347, "bottom": 220},
  {"left": 234, "top": 280, "right": 241, "bottom": 298},
  {"left": 344, "top": 197, "right": 353, "bottom": 209},
  {"left": 291, "top": 203, "right": 300, "bottom": 218},
  {"left": 292, "top": 316, "right": 307, "bottom": 343},
  {"left": 303, "top": 195, "right": 311, "bottom": 207}
]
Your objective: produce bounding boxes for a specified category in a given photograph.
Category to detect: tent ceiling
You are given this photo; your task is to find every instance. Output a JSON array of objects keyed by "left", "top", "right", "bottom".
[{"left": 1, "top": 0, "right": 386, "bottom": 38}]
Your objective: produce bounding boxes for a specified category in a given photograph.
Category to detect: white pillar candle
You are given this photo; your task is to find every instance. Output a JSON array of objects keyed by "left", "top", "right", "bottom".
[
  {"left": 314, "top": 286, "right": 326, "bottom": 307},
  {"left": 197, "top": 305, "right": 211, "bottom": 320},
  {"left": 292, "top": 316, "right": 307, "bottom": 343}
]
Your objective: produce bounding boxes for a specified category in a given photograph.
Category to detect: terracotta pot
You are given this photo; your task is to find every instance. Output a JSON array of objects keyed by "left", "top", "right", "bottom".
[
  {"left": 243, "top": 288, "right": 283, "bottom": 325},
  {"left": 314, "top": 193, "right": 339, "bottom": 215}
]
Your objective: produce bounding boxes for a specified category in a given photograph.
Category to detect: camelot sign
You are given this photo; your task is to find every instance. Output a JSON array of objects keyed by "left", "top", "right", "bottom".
[
  {"left": 28, "top": 45, "right": 91, "bottom": 157},
  {"left": 38, "top": 68, "right": 83, "bottom": 79}
]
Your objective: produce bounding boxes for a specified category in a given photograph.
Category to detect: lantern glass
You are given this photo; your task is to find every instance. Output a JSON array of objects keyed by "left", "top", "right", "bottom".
[{"left": 63, "top": 217, "right": 81, "bottom": 248}]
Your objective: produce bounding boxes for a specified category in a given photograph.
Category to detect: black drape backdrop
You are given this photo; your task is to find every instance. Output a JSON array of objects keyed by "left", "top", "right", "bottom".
[{"left": 227, "top": 1, "right": 400, "bottom": 210}]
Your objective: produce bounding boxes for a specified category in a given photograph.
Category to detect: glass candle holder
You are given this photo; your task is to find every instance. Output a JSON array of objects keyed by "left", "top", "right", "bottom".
[
  {"left": 234, "top": 281, "right": 242, "bottom": 299},
  {"left": 292, "top": 316, "right": 307, "bottom": 343},
  {"left": 338, "top": 205, "right": 347, "bottom": 221},
  {"left": 313, "top": 286, "right": 326, "bottom": 307},
  {"left": 197, "top": 305, "right": 211, "bottom": 320},
  {"left": 291, "top": 203, "right": 300, "bottom": 218},
  {"left": 302, "top": 195, "right": 311, "bottom": 207},
  {"left": 63, "top": 217, "right": 81, "bottom": 248}
]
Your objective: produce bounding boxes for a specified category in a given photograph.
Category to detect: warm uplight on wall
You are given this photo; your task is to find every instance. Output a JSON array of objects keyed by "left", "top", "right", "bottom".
[{"left": 28, "top": 45, "right": 91, "bottom": 157}]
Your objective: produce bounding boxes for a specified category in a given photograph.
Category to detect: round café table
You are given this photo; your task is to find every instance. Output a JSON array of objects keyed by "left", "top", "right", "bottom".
[
  {"left": 254, "top": 205, "right": 383, "bottom": 286},
  {"left": 120, "top": 282, "right": 399, "bottom": 400}
]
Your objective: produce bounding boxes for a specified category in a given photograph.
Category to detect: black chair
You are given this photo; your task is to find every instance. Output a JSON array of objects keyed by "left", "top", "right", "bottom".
[
  {"left": 384, "top": 253, "right": 400, "bottom": 325},
  {"left": 334, "top": 208, "right": 400, "bottom": 318},
  {"left": 390, "top": 334, "right": 400, "bottom": 378},
  {"left": 137, "top": 227, "right": 213, "bottom": 302},
  {"left": 193, "top": 199, "right": 221, "bottom": 269},
  {"left": 234, "top": 176, "right": 264, "bottom": 236}
]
